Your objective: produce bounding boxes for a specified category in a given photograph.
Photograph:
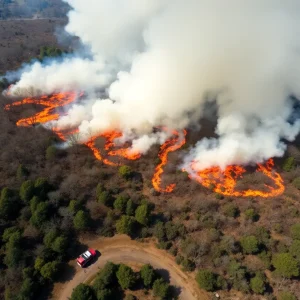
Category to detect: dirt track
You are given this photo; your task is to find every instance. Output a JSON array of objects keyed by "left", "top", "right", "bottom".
[{"left": 55, "top": 235, "right": 209, "bottom": 300}]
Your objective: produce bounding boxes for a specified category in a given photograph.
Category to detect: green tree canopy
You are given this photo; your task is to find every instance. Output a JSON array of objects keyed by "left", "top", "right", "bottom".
[
  {"left": 240, "top": 236, "right": 259, "bottom": 254},
  {"left": 135, "top": 203, "right": 151, "bottom": 226},
  {"left": 52, "top": 236, "right": 68, "bottom": 253},
  {"left": 140, "top": 264, "right": 155, "bottom": 287},
  {"left": 20, "top": 180, "right": 34, "bottom": 203},
  {"left": 152, "top": 278, "right": 170, "bottom": 299},
  {"left": 116, "top": 264, "right": 136, "bottom": 290},
  {"left": 43, "top": 229, "right": 58, "bottom": 247},
  {"left": 290, "top": 223, "right": 300, "bottom": 240},
  {"left": 46, "top": 145, "right": 57, "bottom": 160},
  {"left": 30, "top": 196, "right": 42, "bottom": 213},
  {"left": 126, "top": 199, "right": 135, "bottom": 216},
  {"left": 289, "top": 240, "right": 300, "bottom": 261},
  {"left": 40, "top": 261, "right": 59, "bottom": 281},
  {"left": 196, "top": 269, "right": 217, "bottom": 292},
  {"left": 30, "top": 202, "right": 49, "bottom": 227},
  {"left": 70, "top": 283, "right": 96, "bottom": 300},
  {"left": 93, "top": 262, "right": 118, "bottom": 291},
  {"left": 250, "top": 273, "right": 266, "bottom": 294},
  {"left": 0, "top": 188, "right": 19, "bottom": 220},
  {"left": 272, "top": 253, "right": 299, "bottom": 278},
  {"left": 73, "top": 210, "right": 90, "bottom": 231},
  {"left": 118, "top": 165, "right": 133, "bottom": 180},
  {"left": 113, "top": 195, "right": 129, "bottom": 213},
  {"left": 34, "top": 177, "right": 50, "bottom": 200},
  {"left": 68, "top": 199, "right": 82, "bottom": 213},
  {"left": 116, "top": 216, "right": 135, "bottom": 236}
]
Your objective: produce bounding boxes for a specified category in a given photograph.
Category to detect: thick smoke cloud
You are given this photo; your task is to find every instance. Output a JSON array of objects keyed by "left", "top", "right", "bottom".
[{"left": 7, "top": 0, "right": 300, "bottom": 170}]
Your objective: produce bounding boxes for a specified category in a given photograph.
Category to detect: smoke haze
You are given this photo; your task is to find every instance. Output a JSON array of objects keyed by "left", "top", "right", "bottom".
[{"left": 6, "top": 0, "right": 300, "bottom": 170}]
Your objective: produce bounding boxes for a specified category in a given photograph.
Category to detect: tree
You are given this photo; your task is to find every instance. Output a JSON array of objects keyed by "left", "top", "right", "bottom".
[
  {"left": 34, "top": 257, "right": 45, "bottom": 271},
  {"left": 289, "top": 240, "right": 300, "bottom": 261},
  {"left": 4, "top": 232, "right": 22, "bottom": 268},
  {"left": 40, "top": 261, "right": 59, "bottom": 281},
  {"left": 2, "top": 227, "right": 20, "bottom": 242},
  {"left": 292, "top": 177, "right": 300, "bottom": 190},
  {"left": 165, "top": 222, "right": 178, "bottom": 241},
  {"left": 272, "top": 253, "right": 299, "bottom": 278},
  {"left": 113, "top": 195, "right": 129, "bottom": 213},
  {"left": 244, "top": 208, "right": 259, "bottom": 222},
  {"left": 52, "top": 236, "right": 68, "bottom": 253},
  {"left": 116, "top": 264, "right": 136, "bottom": 290},
  {"left": 19, "top": 278, "right": 38, "bottom": 300},
  {"left": 154, "top": 222, "right": 165, "bottom": 241},
  {"left": 98, "top": 191, "right": 112, "bottom": 206},
  {"left": 255, "top": 226, "right": 270, "bottom": 245},
  {"left": 290, "top": 223, "right": 300, "bottom": 240},
  {"left": 196, "top": 269, "right": 217, "bottom": 292},
  {"left": 283, "top": 157, "right": 295, "bottom": 172},
  {"left": 96, "top": 289, "right": 113, "bottom": 300},
  {"left": 135, "top": 204, "right": 150, "bottom": 226},
  {"left": 152, "top": 278, "right": 170, "bottom": 299},
  {"left": 17, "top": 164, "right": 29, "bottom": 179},
  {"left": 30, "top": 202, "right": 49, "bottom": 227},
  {"left": 34, "top": 177, "right": 50, "bottom": 200},
  {"left": 116, "top": 216, "right": 135, "bottom": 235},
  {"left": 43, "top": 229, "right": 58, "bottom": 247},
  {"left": 118, "top": 165, "right": 133, "bottom": 180},
  {"left": 126, "top": 199, "right": 135, "bottom": 216},
  {"left": 278, "top": 291, "right": 297, "bottom": 300},
  {"left": 69, "top": 200, "right": 82, "bottom": 213},
  {"left": 30, "top": 196, "right": 41, "bottom": 213},
  {"left": 0, "top": 188, "right": 19, "bottom": 220},
  {"left": 71, "top": 283, "right": 96, "bottom": 300},
  {"left": 93, "top": 262, "right": 118, "bottom": 291},
  {"left": 140, "top": 264, "right": 155, "bottom": 287},
  {"left": 224, "top": 203, "right": 240, "bottom": 218},
  {"left": 240, "top": 236, "right": 259, "bottom": 254},
  {"left": 20, "top": 180, "right": 35, "bottom": 203},
  {"left": 250, "top": 273, "right": 266, "bottom": 294},
  {"left": 181, "top": 258, "right": 196, "bottom": 272},
  {"left": 73, "top": 210, "right": 90, "bottom": 231},
  {"left": 46, "top": 145, "right": 57, "bottom": 160}
]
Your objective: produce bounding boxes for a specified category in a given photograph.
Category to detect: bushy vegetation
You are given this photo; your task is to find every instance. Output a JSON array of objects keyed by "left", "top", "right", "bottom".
[{"left": 71, "top": 262, "right": 173, "bottom": 300}]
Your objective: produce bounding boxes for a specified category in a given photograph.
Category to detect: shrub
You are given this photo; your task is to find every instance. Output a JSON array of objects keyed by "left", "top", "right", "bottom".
[
  {"left": 114, "top": 195, "right": 129, "bottom": 212},
  {"left": 292, "top": 177, "right": 300, "bottom": 189},
  {"left": 165, "top": 222, "right": 178, "bottom": 240},
  {"left": 116, "top": 264, "right": 136, "bottom": 290},
  {"left": 140, "top": 264, "right": 155, "bottom": 287},
  {"left": 250, "top": 273, "right": 266, "bottom": 294},
  {"left": 46, "top": 145, "right": 57, "bottom": 160},
  {"left": 20, "top": 180, "right": 34, "bottom": 203},
  {"left": 196, "top": 269, "right": 216, "bottom": 292},
  {"left": 152, "top": 278, "right": 170, "bottom": 299},
  {"left": 71, "top": 283, "right": 96, "bottom": 300},
  {"left": 181, "top": 258, "right": 196, "bottom": 272},
  {"left": 240, "top": 236, "right": 259, "bottom": 254},
  {"left": 154, "top": 222, "right": 165, "bottom": 241},
  {"left": 272, "top": 253, "right": 299, "bottom": 278},
  {"left": 283, "top": 157, "right": 295, "bottom": 172},
  {"left": 118, "top": 165, "right": 133, "bottom": 180},
  {"left": 0, "top": 189, "right": 19, "bottom": 220},
  {"left": 278, "top": 291, "right": 297, "bottom": 300},
  {"left": 244, "top": 208, "right": 259, "bottom": 222},
  {"left": 98, "top": 191, "right": 112, "bottom": 206},
  {"left": 126, "top": 199, "right": 135, "bottom": 216},
  {"left": 255, "top": 226, "right": 270, "bottom": 245},
  {"left": 289, "top": 240, "right": 300, "bottom": 261},
  {"left": 224, "top": 203, "right": 240, "bottom": 218},
  {"left": 290, "top": 223, "right": 300, "bottom": 240},
  {"left": 17, "top": 164, "right": 29, "bottom": 179},
  {"left": 73, "top": 210, "right": 90, "bottom": 231},
  {"left": 116, "top": 216, "right": 135, "bottom": 236}
]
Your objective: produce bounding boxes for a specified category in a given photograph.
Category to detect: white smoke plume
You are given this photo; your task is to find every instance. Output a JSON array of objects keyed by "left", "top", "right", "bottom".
[{"left": 6, "top": 0, "right": 300, "bottom": 170}]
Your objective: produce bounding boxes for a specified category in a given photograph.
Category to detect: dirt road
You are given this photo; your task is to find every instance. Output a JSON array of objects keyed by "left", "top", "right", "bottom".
[{"left": 55, "top": 235, "right": 209, "bottom": 300}]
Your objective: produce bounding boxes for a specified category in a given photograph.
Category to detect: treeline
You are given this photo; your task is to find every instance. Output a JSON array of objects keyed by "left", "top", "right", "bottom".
[{"left": 71, "top": 262, "right": 173, "bottom": 300}]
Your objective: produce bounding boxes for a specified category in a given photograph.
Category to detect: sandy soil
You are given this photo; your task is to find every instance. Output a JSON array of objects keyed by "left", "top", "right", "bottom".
[{"left": 53, "top": 235, "right": 209, "bottom": 300}]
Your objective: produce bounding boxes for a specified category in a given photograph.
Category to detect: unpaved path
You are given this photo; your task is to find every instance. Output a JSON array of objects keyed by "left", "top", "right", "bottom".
[{"left": 54, "top": 235, "right": 209, "bottom": 300}]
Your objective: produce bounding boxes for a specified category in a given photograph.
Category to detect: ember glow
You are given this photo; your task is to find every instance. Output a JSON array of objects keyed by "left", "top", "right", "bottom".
[{"left": 4, "top": 93, "right": 285, "bottom": 197}]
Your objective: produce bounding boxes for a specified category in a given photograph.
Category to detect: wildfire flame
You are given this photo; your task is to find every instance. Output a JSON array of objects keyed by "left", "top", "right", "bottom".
[
  {"left": 152, "top": 129, "right": 187, "bottom": 193},
  {"left": 187, "top": 158, "right": 284, "bottom": 198},
  {"left": 4, "top": 91, "right": 285, "bottom": 197}
]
